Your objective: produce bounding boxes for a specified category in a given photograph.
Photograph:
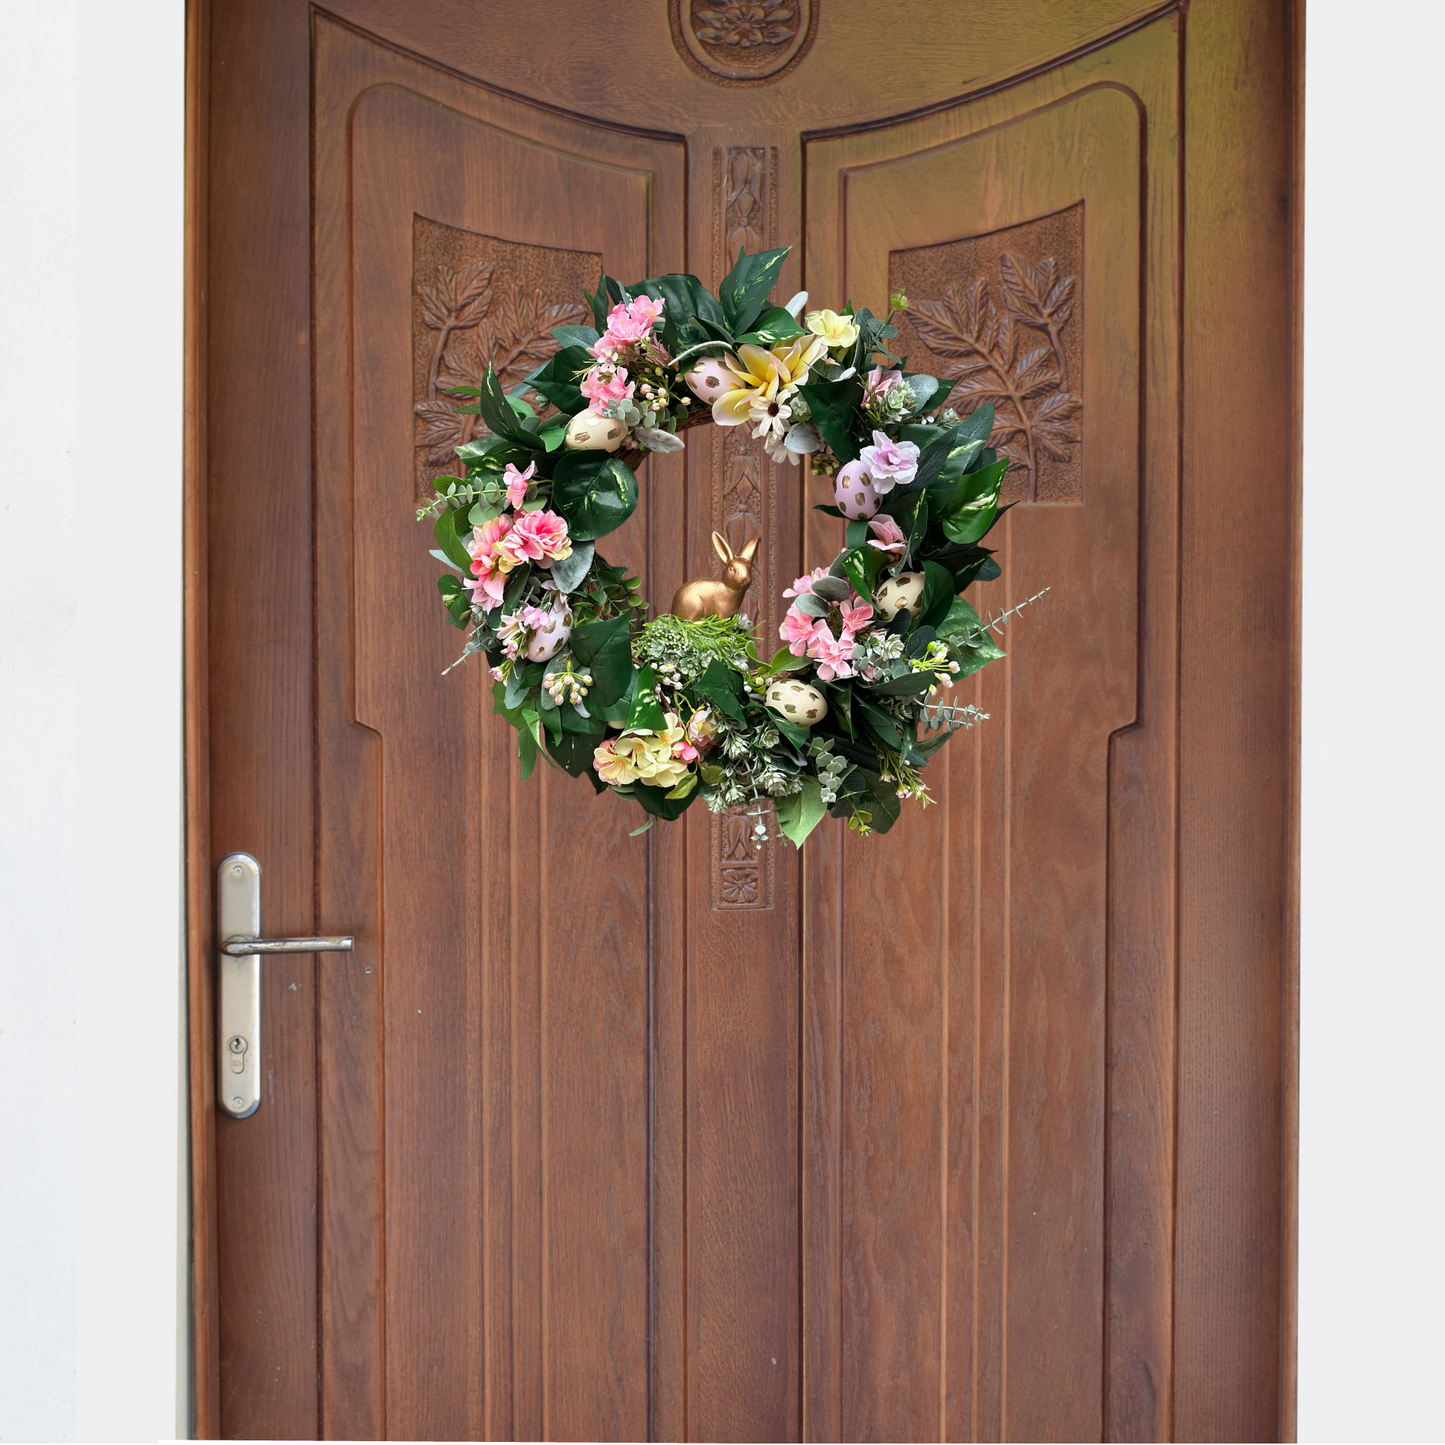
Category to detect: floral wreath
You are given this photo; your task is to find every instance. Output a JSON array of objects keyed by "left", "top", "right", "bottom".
[{"left": 419, "top": 245, "right": 1044, "bottom": 845}]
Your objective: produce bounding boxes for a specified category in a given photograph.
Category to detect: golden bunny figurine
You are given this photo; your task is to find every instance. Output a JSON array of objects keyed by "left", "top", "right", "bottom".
[{"left": 670, "top": 531, "right": 759, "bottom": 621}]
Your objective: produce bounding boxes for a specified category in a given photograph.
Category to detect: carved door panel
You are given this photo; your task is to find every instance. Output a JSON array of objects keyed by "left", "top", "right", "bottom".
[{"left": 197, "top": 3, "right": 1296, "bottom": 1442}]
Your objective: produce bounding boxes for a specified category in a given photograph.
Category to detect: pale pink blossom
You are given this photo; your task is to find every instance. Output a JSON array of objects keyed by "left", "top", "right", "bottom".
[
  {"left": 504, "top": 461, "right": 536, "bottom": 509},
  {"left": 464, "top": 513, "right": 515, "bottom": 609},
  {"left": 600, "top": 297, "right": 664, "bottom": 347},
  {"left": 863, "top": 366, "right": 904, "bottom": 403},
  {"left": 779, "top": 607, "right": 821, "bottom": 657},
  {"left": 838, "top": 597, "right": 874, "bottom": 633},
  {"left": 858, "top": 430, "right": 919, "bottom": 492},
  {"left": 807, "top": 627, "right": 857, "bottom": 682},
  {"left": 627, "top": 294, "right": 665, "bottom": 329},
  {"left": 782, "top": 567, "right": 829, "bottom": 600},
  {"left": 580, "top": 365, "right": 634, "bottom": 407},
  {"left": 497, "top": 509, "right": 573, "bottom": 569},
  {"left": 866, "top": 513, "right": 907, "bottom": 556}
]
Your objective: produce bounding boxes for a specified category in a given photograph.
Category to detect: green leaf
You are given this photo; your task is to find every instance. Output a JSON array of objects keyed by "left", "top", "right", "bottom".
[
  {"left": 476, "top": 363, "right": 540, "bottom": 446},
  {"left": 940, "top": 458, "right": 1007, "bottom": 545},
  {"left": 776, "top": 776, "right": 827, "bottom": 848},
  {"left": 526, "top": 344, "right": 592, "bottom": 417},
  {"left": 718, "top": 245, "right": 791, "bottom": 334},
  {"left": 902, "top": 373, "right": 940, "bottom": 411},
  {"left": 765, "top": 708, "right": 814, "bottom": 749},
  {"left": 627, "top": 273, "right": 727, "bottom": 352},
  {"left": 551, "top": 453, "right": 638, "bottom": 541},
  {"left": 765, "top": 647, "right": 812, "bottom": 675},
  {"left": 935, "top": 595, "right": 988, "bottom": 647},
  {"left": 956, "top": 402, "right": 995, "bottom": 444},
  {"left": 845, "top": 519, "right": 869, "bottom": 550},
  {"left": 631, "top": 779, "right": 701, "bottom": 821},
  {"left": 629, "top": 818, "right": 654, "bottom": 836},
  {"left": 560, "top": 701, "right": 605, "bottom": 736},
  {"left": 545, "top": 728, "right": 599, "bottom": 778},
  {"left": 797, "top": 377, "right": 865, "bottom": 463},
  {"left": 855, "top": 696, "right": 902, "bottom": 750},
  {"left": 569, "top": 615, "right": 633, "bottom": 706},
  {"left": 735, "top": 305, "right": 806, "bottom": 347},
  {"left": 918, "top": 560, "right": 957, "bottom": 631},
  {"left": 625, "top": 665, "right": 668, "bottom": 733},
  {"left": 863, "top": 773, "right": 903, "bottom": 834},
  {"left": 518, "top": 722, "right": 538, "bottom": 781},
  {"left": 549, "top": 540, "right": 594, "bottom": 594},
  {"left": 433, "top": 509, "right": 472, "bottom": 570},
  {"left": 584, "top": 270, "right": 613, "bottom": 333},
  {"left": 551, "top": 323, "right": 600, "bottom": 350},
  {"left": 693, "top": 658, "right": 747, "bottom": 722},
  {"left": 864, "top": 670, "right": 936, "bottom": 697}
]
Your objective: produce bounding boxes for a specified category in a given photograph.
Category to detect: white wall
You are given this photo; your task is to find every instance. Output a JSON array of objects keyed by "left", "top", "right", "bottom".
[
  {"left": 0, "top": 2, "right": 187, "bottom": 1441},
  {"left": 1297, "top": 3, "right": 1445, "bottom": 1442},
  {"left": 0, "top": 2, "right": 1441, "bottom": 1441}
]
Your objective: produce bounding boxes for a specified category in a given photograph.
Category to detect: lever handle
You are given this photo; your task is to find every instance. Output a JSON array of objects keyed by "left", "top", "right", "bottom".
[
  {"left": 222, "top": 936, "right": 354, "bottom": 956},
  {"left": 216, "top": 853, "right": 356, "bottom": 1119}
]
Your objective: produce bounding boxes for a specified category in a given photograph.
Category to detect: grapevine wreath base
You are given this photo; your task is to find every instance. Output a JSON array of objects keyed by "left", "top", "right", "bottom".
[{"left": 419, "top": 245, "right": 1045, "bottom": 845}]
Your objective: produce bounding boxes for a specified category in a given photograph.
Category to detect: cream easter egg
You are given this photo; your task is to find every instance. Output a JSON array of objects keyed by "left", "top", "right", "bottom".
[
  {"left": 834, "top": 458, "right": 879, "bottom": 520},
  {"left": 765, "top": 678, "right": 828, "bottom": 726},
  {"left": 873, "top": 571, "right": 926, "bottom": 622},
  {"left": 563, "top": 410, "right": 629, "bottom": 453}
]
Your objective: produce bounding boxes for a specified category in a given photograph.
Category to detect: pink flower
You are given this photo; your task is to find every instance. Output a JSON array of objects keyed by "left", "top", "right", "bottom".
[
  {"left": 807, "top": 627, "right": 857, "bottom": 682},
  {"left": 580, "top": 365, "right": 634, "bottom": 407},
  {"left": 863, "top": 366, "right": 903, "bottom": 403},
  {"left": 866, "top": 513, "right": 906, "bottom": 557},
  {"left": 627, "top": 294, "right": 665, "bottom": 329},
  {"left": 600, "top": 296, "right": 664, "bottom": 347},
  {"left": 779, "top": 607, "right": 821, "bottom": 656},
  {"left": 838, "top": 597, "right": 874, "bottom": 634},
  {"left": 782, "top": 567, "right": 829, "bottom": 599},
  {"left": 504, "top": 461, "right": 536, "bottom": 509},
  {"left": 497, "top": 508, "right": 573, "bottom": 569},
  {"left": 858, "top": 430, "right": 920, "bottom": 493},
  {"left": 463, "top": 513, "right": 515, "bottom": 610}
]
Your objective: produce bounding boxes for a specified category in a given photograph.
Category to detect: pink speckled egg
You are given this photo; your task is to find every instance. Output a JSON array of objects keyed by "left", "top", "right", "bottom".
[
  {"left": 684, "top": 357, "right": 734, "bottom": 405},
  {"left": 834, "top": 458, "right": 879, "bottom": 520},
  {"left": 525, "top": 607, "right": 572, "bottom": 663}
]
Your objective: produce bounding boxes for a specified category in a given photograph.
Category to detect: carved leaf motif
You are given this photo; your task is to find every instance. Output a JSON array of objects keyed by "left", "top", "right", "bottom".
[
  {"left": 479, "top": 289, "right": 588, "bottom": 393},
  {"left": 905, "top": 251, "right": 1082, "bottom": 499},
  {"left": 998, "top": 252, "right": 1075, "bottom": 331},
  {"left": 417, "top": 260, "right": 494, "bottom": 333}
]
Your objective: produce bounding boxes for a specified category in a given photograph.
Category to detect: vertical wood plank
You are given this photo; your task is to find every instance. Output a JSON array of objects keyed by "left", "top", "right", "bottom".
[
  {"left": 1175, "top": 0, "right": 1295, "bottom": 1437},
  {"left": 207, "top": 1, "right": 318, "bottom": 1435}
]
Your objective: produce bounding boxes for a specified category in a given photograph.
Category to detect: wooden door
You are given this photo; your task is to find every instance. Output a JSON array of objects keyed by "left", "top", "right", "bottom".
[{"left": 188, "top": 2, "right": 1299, "bottom": 1440}]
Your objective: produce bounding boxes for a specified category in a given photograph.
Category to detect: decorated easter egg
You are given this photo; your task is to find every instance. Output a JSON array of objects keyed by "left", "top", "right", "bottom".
[
  {"left": 834, "top": 458, "right": 879, "bottom": 520},
  {"left": 684, "top": 356, "right": 733, "bottom": 405},
  {"left": 873, "top": 570, "right": 926, "bottom": 622},
  {"left": 525, "top": 607, "right": 573, "bottom": 662},
  {"left": 765, "top": 678, "right": 828, "bottom": 726},
  {"left": 563, "top": 410, "right": 629, "bottom": 452}
]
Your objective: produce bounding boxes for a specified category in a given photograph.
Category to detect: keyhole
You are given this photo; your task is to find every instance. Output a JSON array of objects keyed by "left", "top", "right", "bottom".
[{"left": 227, "top": 1035, "right": 248, "bottom": 1073}]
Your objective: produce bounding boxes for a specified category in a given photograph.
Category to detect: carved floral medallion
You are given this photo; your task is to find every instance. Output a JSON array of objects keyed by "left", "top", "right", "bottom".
[{"left": 670, "top": 0, "right": 816, "bottom": 83}]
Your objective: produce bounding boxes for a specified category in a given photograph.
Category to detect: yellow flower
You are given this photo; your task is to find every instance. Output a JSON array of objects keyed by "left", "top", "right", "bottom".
[
  {"left": 805, "top": 308, "right": 859, "bottom": 351},
  {"left": 712, "top": 338, "right": 827, "bottom": 426},
  {"left": 593, "top": 716, "right": 693, "bottom": 791}
]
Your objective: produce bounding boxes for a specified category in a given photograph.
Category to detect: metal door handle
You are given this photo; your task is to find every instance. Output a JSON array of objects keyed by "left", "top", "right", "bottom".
[
  {"left": 222, "top": 936, "right": 353, "bottom": 955},
  {"left": 216, "top": 852, "right": 355, "bottom": 1119}
]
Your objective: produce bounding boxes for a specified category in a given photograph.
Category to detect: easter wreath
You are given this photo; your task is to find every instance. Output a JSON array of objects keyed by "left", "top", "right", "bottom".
[{"left": 419, "top": 245, "right": 1044, "bottom": 844}]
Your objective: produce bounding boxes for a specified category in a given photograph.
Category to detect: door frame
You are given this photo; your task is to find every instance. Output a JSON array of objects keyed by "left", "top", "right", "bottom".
[{"left": 181, "top": 2, "right": 1304, "bottom": 1437}]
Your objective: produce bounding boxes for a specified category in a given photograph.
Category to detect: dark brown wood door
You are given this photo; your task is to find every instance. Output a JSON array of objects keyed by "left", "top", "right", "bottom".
[{"left": 190, "top": 3, "right": 1298, "bottom": 1440}]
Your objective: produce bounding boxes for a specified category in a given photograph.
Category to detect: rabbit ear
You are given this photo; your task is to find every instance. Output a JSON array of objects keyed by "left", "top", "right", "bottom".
[
  {"left": 738, "top": 536, "right": 760, "bottom": 563},
  {"left": 711, "top": 531, "right": 733, "bottom": 563}
]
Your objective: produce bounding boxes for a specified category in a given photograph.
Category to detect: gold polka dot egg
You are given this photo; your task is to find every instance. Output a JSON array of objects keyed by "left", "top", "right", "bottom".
[
  {"left": 765, "top": 678, "right": 828, "bottom": 726},
  {"left": 873, "top": 570, "right": 926, "bottom": 621}
]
